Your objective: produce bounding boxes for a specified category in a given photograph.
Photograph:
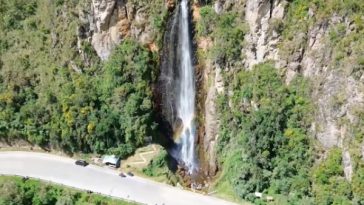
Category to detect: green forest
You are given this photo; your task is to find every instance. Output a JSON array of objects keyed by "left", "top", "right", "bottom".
[
  {"left": 0, "top": 176, "right": 136, "bottom": 205},
  {"left": 216, "top": 64, "right": 313, "bottom": 203},
  {"left": 214, "top": 64, "right": 363, "bottom": 204},
  {"left": 0, "top": 0, "right": 158, "bottom": 156},
  {"left": 195, "top": 0, "right": 364, "bottom": 204},
  {"left": 1, "top": 0, "right": 364, "bottom": 205}
]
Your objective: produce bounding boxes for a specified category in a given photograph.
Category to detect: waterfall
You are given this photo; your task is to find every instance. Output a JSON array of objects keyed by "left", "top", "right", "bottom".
[
  {"left": 177, "top": 0, "right": 197, "bottom": 173},
  {"left": 158, "top": 0, "right": 197, "bottom": 174}
]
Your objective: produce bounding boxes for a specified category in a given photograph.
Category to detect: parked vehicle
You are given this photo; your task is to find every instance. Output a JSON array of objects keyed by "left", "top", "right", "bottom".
[
  {"left": 75, "top": 160, "right": 88, "bottom": 167},
  {"left": 102, "top": 155, "right": 120, "bottom": 168},
  {"left": 127, "top": 172, "right": 134, "bottom": 177},
  {"left": 119, "top": 173, "right": 126, "bottom": 178}
]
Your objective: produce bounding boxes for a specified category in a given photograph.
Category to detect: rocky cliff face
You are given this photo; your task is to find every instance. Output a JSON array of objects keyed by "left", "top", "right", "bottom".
[
  {"left": 91, "top": 0, "right": 129, "bottom": 60},
  {"left": 243, "top": 1, "right": 363, "bottom": 153},
  {"left": 281, "top": 13, "right": 363, "bottom": 180},
  {"left": 201, "top": 60, "right": 224, "bottom": 176},
  {"left": 197, "top": 0, "right": 364, "bottom": 181},
  {"left": 244, "top": 0, "right": 285, "bottom": 69},
  {"left": 79, "top": 0, "right": 173, "bottom": 60},
  {"left": 78, "top": 0, "right": 363, "bottom": 183}
]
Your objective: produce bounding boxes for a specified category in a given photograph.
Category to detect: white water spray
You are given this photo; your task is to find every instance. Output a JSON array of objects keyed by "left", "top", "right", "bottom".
[{"left": 177, "top": 0, "right": 197, "bottom": 174}]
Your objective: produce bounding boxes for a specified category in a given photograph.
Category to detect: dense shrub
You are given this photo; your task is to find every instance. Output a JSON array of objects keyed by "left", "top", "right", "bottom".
[
  {"left": 0, "top": 0, "right": 158, "bottom": 157},
  {"left": 216, "top": 64, "right": 313, "bottom": 203},
  {"left": 312, "top": 148, "right": 353, "bottom": 205},
  {"left": 196, "top": 6, "right": 246, "bottom": 65},
  {"left": 0, "top": 0, "right": 174, "bottom": 157},
  {"left": 142, "top": 149, "right": 178, "bottom": 185},
  {"left": 0, "top": 39, "right": 157, "bottom": 156},
  {"left": 198, "top": 0, "right": 364, "bottom": 204},
  {"left": 0, "top": 176, "right": 135, "bottom": 205},
  {"left": 143, "top": 150, "right": 169, "bottom": 177}
]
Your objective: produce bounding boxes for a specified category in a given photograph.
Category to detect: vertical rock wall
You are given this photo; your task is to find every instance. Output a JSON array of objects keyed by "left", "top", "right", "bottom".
[
  {"left": 81, "top": 0, "right": 174, "bottom": 60},
  {"left": 202, "top": 60, "right": 224, "bottom": 176},
  {"left": 198, "top": 0, "right": 364, "bottom": 181},
  {"left": 244, "top": 0, "right": 285, "bottom": 69}
]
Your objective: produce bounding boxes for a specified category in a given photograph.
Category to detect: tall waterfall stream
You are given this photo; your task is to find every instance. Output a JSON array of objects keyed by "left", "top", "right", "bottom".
[
  {"left": 177, "top": 0, "right": 197, "bottom": 174},
  {"left": 159, "top": 0, "right": 198, "bottom": 175}
]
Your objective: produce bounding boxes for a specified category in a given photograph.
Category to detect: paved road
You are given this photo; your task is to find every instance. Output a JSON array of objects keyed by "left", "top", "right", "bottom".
[{"left": 0, "top": 151, "right": 237, "bottom": 205}]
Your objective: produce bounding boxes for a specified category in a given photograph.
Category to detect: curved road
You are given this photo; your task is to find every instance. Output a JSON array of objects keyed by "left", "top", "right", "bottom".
[{"left": 0, "top": 151, "right": 236, "bottom": 205}]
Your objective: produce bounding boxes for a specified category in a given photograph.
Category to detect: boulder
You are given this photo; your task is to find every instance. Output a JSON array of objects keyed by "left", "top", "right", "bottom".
[{"left": 89, "top": 0, "right": 167, "bottom": 60}]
